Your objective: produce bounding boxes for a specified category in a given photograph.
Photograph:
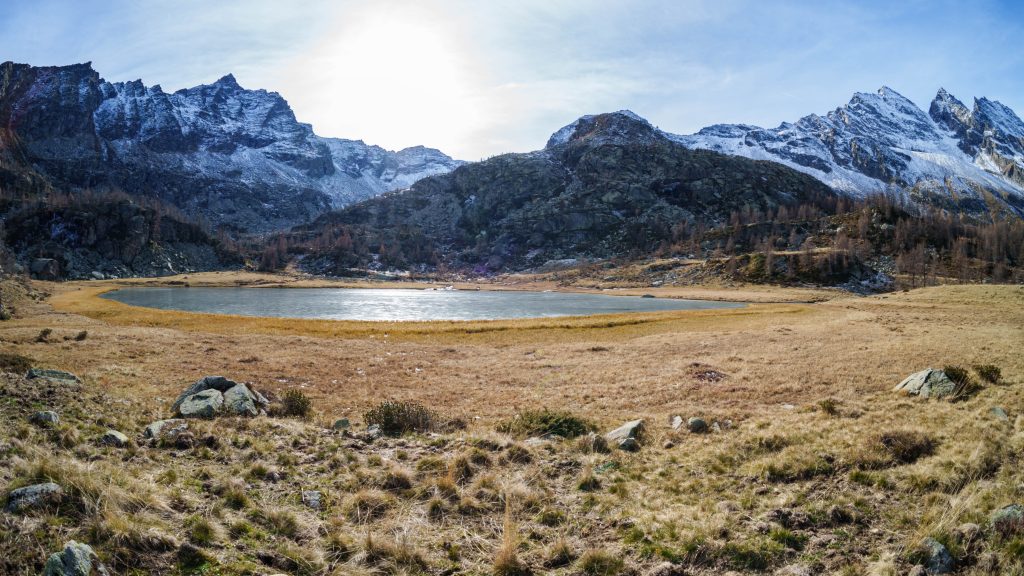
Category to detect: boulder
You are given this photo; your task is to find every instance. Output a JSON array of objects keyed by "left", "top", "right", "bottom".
[
  {"left": 918, "top": 537, "right": 953, "bottom": 574},
  {"left": 171, "top": 376, "right": 267, "bottom": 415},
  {"left": 990, "top": 504, "right": 1024, "bottom": 536},
  {"left": 98, "top": 430, "right": 129, "bottom": 448},
  {"left": 30, "top": 258, "right": 61, "bottom": 281},
  {"left": 144, "top": 419, "right": 192, "bottom": 448},
  {"left": 44, "top": 541, "right": 109, "bottom": 576},
  {"left": 606, "top": 419, "right": 644, "bottom": 443},
  {"left": 893, "top": 369, "right": 958, "bottom": 399},
  {"left": 687, "top": 417, "right": 708, "bottom": 433},
  {"left": 5, "top": 482, "right": 64, "bottom": 513},
  {"left": 26, "top": 369, "right": 81, "bottom": 385},
  {"left": 223, "top": 383, "right": 261, "bottom": 416},
  {"left": 302, "top": 490, "right": 322, "bottom": 510},
  {"left": 618, "top": 437, "right": 640, "bottom": 452},
  {"left": 30, "top": 410, "right": 60, "bottom": 427},
  {"left": 333, "top": 418, "right": 350, "bottom": 430},
  {"left": 177, "top": 389, "right": 224, "bottom": 418}
]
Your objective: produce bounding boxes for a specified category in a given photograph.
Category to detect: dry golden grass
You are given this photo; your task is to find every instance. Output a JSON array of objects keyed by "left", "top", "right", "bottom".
[{"left": 1, "top": 276, "right": 1022, "bottom": 574}]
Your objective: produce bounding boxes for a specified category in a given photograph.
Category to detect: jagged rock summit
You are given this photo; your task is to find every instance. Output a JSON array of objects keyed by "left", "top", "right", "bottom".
[
  {"left": 0, "top": 61, "right": 463, "bottom": 232},
  {"left": 674, "top": 86, "right": 1024, "bottom": 216}
]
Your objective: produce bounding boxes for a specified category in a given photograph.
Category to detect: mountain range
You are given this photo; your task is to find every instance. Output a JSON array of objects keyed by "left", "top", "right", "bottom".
[
  {"left": 0, "top": 62, "right": 462, "bottom": 232},
  {"left": 675, "top": 86, "right": 1024, "bottom": 216}
]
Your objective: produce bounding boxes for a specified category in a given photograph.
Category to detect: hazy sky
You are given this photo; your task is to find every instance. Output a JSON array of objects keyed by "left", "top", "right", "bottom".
[{"left": 3, "top": 0, "right": 1022, "bottom": 159}]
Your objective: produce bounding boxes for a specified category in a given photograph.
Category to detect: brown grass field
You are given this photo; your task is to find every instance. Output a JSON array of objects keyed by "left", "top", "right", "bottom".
[{"left": 1, "top": 274, "right": 1022, "bottom": 575}]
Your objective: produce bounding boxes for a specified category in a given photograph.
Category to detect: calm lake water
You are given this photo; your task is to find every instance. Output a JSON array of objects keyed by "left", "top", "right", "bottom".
[{"left": 101, "top": 287, "right": 745, "bottom": 321}]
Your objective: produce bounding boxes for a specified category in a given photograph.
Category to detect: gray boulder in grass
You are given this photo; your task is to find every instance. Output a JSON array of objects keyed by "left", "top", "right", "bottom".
[
  {"left": 606, "top": 419, "right": 645, "bottom": 450},
  {"left": 177, "top": 389, "right": 223, "bottom": 418},
  {"left": 172, "top": 376, "right": 268, "bottom": 416},
  {"left": 26, "top": 369, "right": 82, "bottom": 385},
  {"left": 5, "top": 482, "right": 64, "bottom": 513},
  {"left": 893, "top": 369, "right": 958, "bottom": 399},
  {"left": 43, "top": 540, "right": 109, "bottom": 576}
]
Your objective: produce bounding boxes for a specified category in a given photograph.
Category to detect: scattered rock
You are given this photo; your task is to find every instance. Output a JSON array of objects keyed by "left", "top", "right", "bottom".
[
  {"left": 30, "top": 410, "right": 60, "bottom": 427},
  {"left": 365, "top": 424, "right": 382, "bottom": 441},
  {"left": 5, "top": 482, "right": 64, "bottom": 513},
  {"left": 26, "top": 368, "right": 82, "bottom": 385},
  {"left": 990, "top": 504, "right": 1024, "bottom": 536},
  {"left": 333, "top": 418, "right": 350, "bottom": 430},
  {"left": 618, "top": 437, "right": 640, "bottom": 452},
  {"left": 662, "top": 439, "right": 675, "bottom": 449},
  {"left": 177, "top": 389, "right": 224, "bottom": 418},
  {"left": 606, "top": 419, "right": 645, "bottom": 448},
  {"left": 579, "top": 432, "right": 610, "bottom": 453},
  {"left": 144, "top": 419, "right": 193, "bottom": 448},
  {"left": 302, "top": 490, "right": 322, "bottom": 510},
  {"left": 647, "top": 561, "right": 685, "bottom": 576},
  {"left": 43, "top": 540, "right": 109, "bottom": 576},
  {"left": 670, "top": 415, "right": 684, "bottom": 430},
  {"left": 687, "top": 417, "right": 708, "bottom": 433},
  {"left": 918, "top": 537, "right": 953, "bottom": 574},
  {"left": 893, "top": 369, "right": 958, "bottom": 399},
  {"left": 171, "top": 375, "right": 267, "bottom": 414},
  {"left": 222, "top": 383, "right": 262, "bottom": 416},
  {"left": 98, "top": 429, "right": 129, "bottom": 448},
  {"left": 991, "top": 406, "right": 1008, "bottom": 420}
]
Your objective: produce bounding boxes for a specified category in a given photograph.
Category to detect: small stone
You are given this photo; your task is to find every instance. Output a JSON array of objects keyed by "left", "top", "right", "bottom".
[
  {"left": 919, "top": 537, "right": 953, "bottom": 574},
  {"left": 144, "top": 419, "right": 192, "bottom": 448},
  {"left": 991, "top": 406, "right": 1009, "bottom": 420},
  {"left": 990, "top": 504, "right": 1024, "bottom": 536},
  {"left": 30, "top": 410, "right": 60, "bottom": 427},
  {"left": 687, "top": 417, "right": 708, "bottom": 433},
  {"left": 177, "top": 389, "right": 224, "bottom": 418},
  {"left": 670, "top": 415, "right": 684, "bottom": 430},
  {"left": 43, "top": 540, "right": 108, "bottom": 576},
  {"left": 662, "top": 440, "right": 675, "bottom": 449},
  {"left": 302, "top": 490, "right": 322, "bottom": 510},
  {"left": 333, "top": 418, "right": 350, "bottom": 430},
  {"left": 647, "top": 561, "right": 685, "bottom": 576},
  {"left": 618, "top": 437, "right": 640, "bottom": 452},
  {"left": 365, "top": 424, "right": 382, "bottom": 440},
  {"left": 98, "top": 430, "right": 129, "bottom": 448},
  {"left": 5, "top": 482, "right": 64, "bottom": 513}
]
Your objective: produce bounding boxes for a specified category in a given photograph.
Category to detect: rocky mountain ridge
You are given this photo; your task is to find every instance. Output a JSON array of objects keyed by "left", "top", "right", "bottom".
[
  {"left": 673, "top": 87, "right": 1024, "bottom": 216},
  {"left": 0, "top": 62, "right": 462, "bottom": 232}
]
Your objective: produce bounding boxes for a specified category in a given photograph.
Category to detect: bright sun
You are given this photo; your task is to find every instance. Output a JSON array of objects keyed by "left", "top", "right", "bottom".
[{"left": 281, "top": 4, "right": 489, "bottom": 158}]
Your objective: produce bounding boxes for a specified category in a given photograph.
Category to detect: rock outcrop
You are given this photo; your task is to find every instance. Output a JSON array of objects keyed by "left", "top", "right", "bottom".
[{"left": 893, "top": 369, "right": 958, "bottom": 399}]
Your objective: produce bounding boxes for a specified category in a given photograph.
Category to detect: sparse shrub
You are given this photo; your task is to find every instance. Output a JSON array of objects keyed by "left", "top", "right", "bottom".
[
  {"left": 879, "top": 430, "right": 935, "bottom": 464},
  {"left": 494, "top": 506, "right": 531, "bottom": 576},
  {"left": 818, "top": 398, "right": 840, "bottom": 416},
  {"left": 221, "top": 479, "right": 249, "bottom": 509},
  {"left": 577, "top": 468, "right": 601, "bottom": 492},
  {"left": 258, "top": 507, "right": 302, "bottom": 538},
  {"left": 943, "top": 365, "right": 971, "bottom": 386},
  {"left": 769, "top": 527, "right": 807, "bottom": 550},
  {"left": 347, "top": 489, "right": 394, "bottom": 522},
  {"left": 973, "top": 363, "right": 1002, "bottom": 384},
  {"left": 427, "top": 496, "right": 446, "bottom": 520},
  {"left": 578, "top": 549, "right": 624, "bottom": 575},
  {"left": 536, "top": 508, "right": 566, "bottom": 526},
  {"left": 496, "top": 408, "right": 594, "bottom": 439},
  {"left": 544, "top": 538, "right": 576, "bottom": 568},
  {"left": 504, "top": 443, "right": 533, "bottom": 464},
  {"left": 943, "top": 365, "right": 983, "bottom": 400},
  {"left": 0, "top": 352, "right": 32, "bottom": 374},
  {"left": 185, "top": 515, "right": 219, "bottom": 545},
  {"left": 416, "top": 455, "right": 447, "bottom": 476},
  {"left": 363, "top": 533, "right": 427, "bottom": 570},
  {"left": 325, "top": 531, "right": 355, "bottom": 562},
  {"left": 364, "top": 399, "right": 437, "bottom": 436},
  {"left": 721, "top": 538, "right": 786, "bottom": 570},
  {"left": 276, "top": 542, "right": 326, "bottom": 576},
  {"left": 381, "top": 467, "right": 414, "bottom": 491},
  {"left": 35, "top": 328, "right": 52, "bottom": 343},
  {"left": 279, "top": 389, "right": 312, "bottom": 419},
  {"left": 448, "top": 454, "right": 475, "bottom": 485}
]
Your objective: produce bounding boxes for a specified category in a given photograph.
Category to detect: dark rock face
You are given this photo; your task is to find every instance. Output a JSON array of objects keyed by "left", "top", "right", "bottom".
[
  {"left": 299, "top": 111, "right": 837, "bottom": 272},
  {"left": 0, "top": 62, "right": 462, "bottom": 233},
  {"left": 4, "top": 195, "right": 240, "bottom": 279},
  {"left": 677, "top": 87, "right": 1024, "bottom": 216}
]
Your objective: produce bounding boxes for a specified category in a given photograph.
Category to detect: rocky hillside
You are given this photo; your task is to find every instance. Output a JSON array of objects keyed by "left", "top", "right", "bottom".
[
  {"left": 294, "top": 111, "right": 837, "bottom": 274},
  {"left": 1, "top": 191, "right": 241, "bottom": 279},
  {"left": 675, "top": 87, "right": 1024, "bottom": 216},
  {"left": 0, "top": 62, "right": 462, "bottom": 232}
]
